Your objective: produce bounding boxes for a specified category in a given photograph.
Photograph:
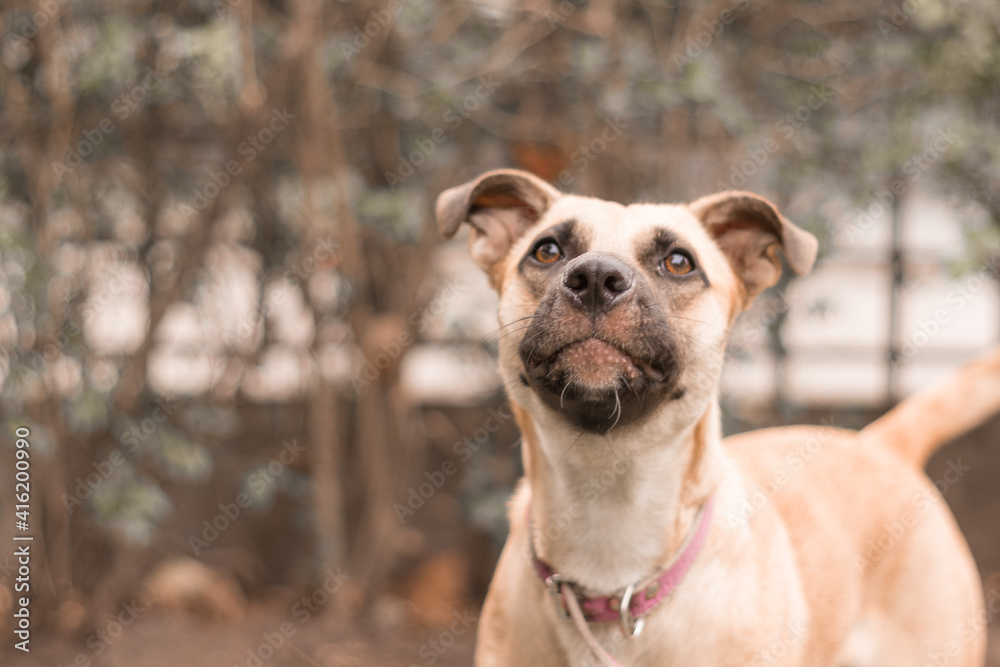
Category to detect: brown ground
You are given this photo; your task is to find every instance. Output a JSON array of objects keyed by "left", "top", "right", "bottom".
[{"left": 1, "top": 599, "right": 476, "bottom": 667}]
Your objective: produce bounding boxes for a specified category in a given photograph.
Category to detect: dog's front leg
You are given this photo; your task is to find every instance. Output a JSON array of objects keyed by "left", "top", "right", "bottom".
[{"left": 474, "top": 531, "right": 570, "bottom": 667}]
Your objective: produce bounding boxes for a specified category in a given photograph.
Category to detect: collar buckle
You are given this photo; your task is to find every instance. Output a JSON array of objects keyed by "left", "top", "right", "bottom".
[{"left": 544, "top": 573, "right": 573, "bottom": 619}]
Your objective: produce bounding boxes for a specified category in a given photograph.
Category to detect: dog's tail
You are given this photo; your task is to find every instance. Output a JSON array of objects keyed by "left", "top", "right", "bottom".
[{"left": 860, "top": 345, "right": 1000, "bottom": 467}]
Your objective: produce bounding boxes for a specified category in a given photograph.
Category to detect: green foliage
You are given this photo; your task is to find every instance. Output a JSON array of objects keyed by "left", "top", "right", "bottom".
[
  {"left": 153, "top": 427, "right": 214, "bottom": 483},
  {"left": 64, "top": 384, "right": 110, "bottom": 435},
  {"left": 88, "top": 461, "right": 173, "bottom": 545}
]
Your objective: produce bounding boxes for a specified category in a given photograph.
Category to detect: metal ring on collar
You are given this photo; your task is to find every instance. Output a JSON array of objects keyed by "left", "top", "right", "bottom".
[{"left": 619, "top": 583, "right": 645, "bottom": 639}]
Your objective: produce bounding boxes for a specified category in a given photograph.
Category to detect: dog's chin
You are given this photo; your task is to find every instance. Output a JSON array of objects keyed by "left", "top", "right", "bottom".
[
  {"left": 522, "top": 338, "right": 676, "bottom": 434},
  {"left": 549, "top": 338, "right": 641, "bottom": 395}
]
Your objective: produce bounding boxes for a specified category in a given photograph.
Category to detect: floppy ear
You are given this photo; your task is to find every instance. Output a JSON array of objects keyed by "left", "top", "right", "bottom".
[
  {"left": 689, "top": 191, "right": 817, "bottom": 306},
  {"left": 436, "top": 169, "right": 561, "bottom": 286}
]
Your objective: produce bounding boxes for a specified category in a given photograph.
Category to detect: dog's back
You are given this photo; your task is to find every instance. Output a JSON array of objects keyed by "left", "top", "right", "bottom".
[{"left": 723, "top": 348, "right": 1000, "bottom": 666}]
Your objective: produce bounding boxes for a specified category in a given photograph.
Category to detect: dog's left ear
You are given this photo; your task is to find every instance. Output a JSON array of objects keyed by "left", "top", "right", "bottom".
[
  {"left": 436, "top": 169, "right": 561, "bottom": 285},
  {"left": 689, "top": 191, "right": 818, "bottom": 305}
]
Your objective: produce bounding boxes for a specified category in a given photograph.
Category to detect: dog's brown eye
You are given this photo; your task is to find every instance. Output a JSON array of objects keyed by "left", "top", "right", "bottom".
[
  {"left": 533, "top": 241, "right": 563, "bottom": 264},
  {"left": 664, "top": 252, "right": 693, "bottom": 275}
]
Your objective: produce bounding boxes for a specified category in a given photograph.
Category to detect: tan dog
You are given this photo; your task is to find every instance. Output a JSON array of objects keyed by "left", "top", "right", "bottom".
[{"left": 436, "top": 169, "right": 998, "bottom": 667}]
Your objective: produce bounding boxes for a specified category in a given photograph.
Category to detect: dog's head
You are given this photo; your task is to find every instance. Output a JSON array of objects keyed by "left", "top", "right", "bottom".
[{"left": 437, "top": 169, "right": 817, "bottom": 436}]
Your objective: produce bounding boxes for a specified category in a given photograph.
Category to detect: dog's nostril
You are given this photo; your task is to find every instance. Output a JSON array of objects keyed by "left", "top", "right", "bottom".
[
  {"left": 564, "top": 271, "right": 589, "bottom": 293},
  {"left": 605, "top": 273, "right": 631, "bottom": 293}
]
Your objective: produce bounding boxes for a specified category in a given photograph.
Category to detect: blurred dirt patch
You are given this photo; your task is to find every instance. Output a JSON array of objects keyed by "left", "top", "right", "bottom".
[{"left": 1, "top": 599, "right": 475, "bottom": 667}]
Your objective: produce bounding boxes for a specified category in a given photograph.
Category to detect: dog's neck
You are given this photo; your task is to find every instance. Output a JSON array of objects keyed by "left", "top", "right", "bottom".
[{"left": 520, "top": 399, "right": 723, "bottom": 595}]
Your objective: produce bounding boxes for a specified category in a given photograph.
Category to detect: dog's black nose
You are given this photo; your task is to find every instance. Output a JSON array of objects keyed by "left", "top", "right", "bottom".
[{"left": 562, "top": 253, "right": 635, "bottom": 313}]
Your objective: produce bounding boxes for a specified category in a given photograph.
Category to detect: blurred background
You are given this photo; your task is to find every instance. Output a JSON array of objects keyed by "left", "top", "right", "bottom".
[{"left": 1, "top": 0, "right": 999, "bottom": 664}]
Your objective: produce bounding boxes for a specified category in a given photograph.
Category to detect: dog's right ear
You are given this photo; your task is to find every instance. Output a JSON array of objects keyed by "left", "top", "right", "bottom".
[{"left": 436, "top": 169, "right": 561, "bottom": 285}]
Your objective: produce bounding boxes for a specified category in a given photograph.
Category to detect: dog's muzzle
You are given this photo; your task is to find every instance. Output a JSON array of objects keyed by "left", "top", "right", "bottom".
[{"left": 517, "top": 252, "right": 681, "bottom": 433}]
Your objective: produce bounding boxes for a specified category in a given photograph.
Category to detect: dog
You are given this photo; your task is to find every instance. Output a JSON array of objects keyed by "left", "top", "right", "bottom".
[{"left": 436, "top": 168, "right": 1000, "bottom": 666}]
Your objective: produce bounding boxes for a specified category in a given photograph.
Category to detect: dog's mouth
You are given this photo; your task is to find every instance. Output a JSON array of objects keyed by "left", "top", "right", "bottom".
[
  {"left": 527, "top": 337, "right": 650, "bottom": 393},
  {"left": 519, "top": 334, "right": 678, "bottom": 433}
]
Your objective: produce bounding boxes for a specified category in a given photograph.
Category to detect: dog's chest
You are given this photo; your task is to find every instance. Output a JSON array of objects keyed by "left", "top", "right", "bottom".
[{"left": 544, "top": 506, "right": 809, "bottom": 666}]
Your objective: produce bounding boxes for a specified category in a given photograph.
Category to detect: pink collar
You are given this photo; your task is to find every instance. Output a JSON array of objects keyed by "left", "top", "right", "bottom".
[{"left": 530, "top": 495, "right": 715, "bottom": 638}]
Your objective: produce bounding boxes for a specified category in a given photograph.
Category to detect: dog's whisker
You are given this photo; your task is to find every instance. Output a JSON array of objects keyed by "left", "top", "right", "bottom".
[
  {"left": 497, "top": 378, "right": 526, "bottom": 393},
  {"left": 555, "top": 430, "right": 587, "bottom": 465},
  {"left": 513, "top": 282, "right": 544, "bottom": 297},
  {"left": 657, "top": 323, "right": 725, "bottom": 355},
  {"left": 493, "top": 325, "right": 534, "bottom": 344},
  {"left": 663, "top": 313, "right": 732, "bottom": 332},
  {"left": 560, "top": 381, "right": 571, "bottom": 409},
  {"left": 663, "top": 304, "right": 765, "bottom": 346},
  {"left": 478, "top": 316, "right": 540, "bottom": 344},
  {"left": 607, "top": 388, "right": 622, "bottom": 432},
  {"left": 622, "top": 376, "right": 641, "bottom": 402}
]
